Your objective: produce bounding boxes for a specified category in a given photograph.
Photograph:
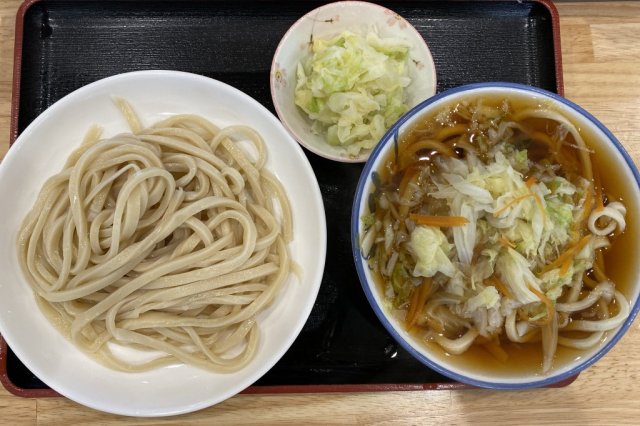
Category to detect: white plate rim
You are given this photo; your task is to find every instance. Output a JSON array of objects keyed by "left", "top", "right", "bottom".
[{"left": 0, "top": 70, "right": 327, "bottom": 416}]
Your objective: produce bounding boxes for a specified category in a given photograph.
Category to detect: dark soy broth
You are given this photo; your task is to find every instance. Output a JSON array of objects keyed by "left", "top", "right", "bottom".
[{"left": 372, "top": 93, "right": 637, "bottom": 376}]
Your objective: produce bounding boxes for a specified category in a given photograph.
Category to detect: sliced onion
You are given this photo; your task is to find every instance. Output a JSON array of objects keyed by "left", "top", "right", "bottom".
[
  {"left": 395, "top": 230, "right": 409, "bottom": 246},
  {"left": 405, "top": 218, "right": 416, "bottom": 233},
  {"left": 360, "top": 227, "right": 376, "bottom": 258},
  {"left": 385, "top": 251, "right": 399, "bottom": 277},
  {"left": 384, "top": 223, "right": 394, "bottom": 254},
  {"left": 378, "top": 193, "right": 389, "bottom": 210}
]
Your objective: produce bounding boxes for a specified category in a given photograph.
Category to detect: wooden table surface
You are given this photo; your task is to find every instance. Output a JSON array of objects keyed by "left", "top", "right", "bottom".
[{"left": 2, "top": 1, "right": 640, "bottom": 424}]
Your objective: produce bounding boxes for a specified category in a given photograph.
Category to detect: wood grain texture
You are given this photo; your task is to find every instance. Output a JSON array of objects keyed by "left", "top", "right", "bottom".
[{"left": 2, "top": 1, "right": 640, "bottom": 424}]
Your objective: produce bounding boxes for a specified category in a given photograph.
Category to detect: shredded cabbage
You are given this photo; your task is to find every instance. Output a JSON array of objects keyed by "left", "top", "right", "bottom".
[
  {"left": 496, "top": 248, "right": 543, "bottom": 305},
  {"left": 295, "top": 31, "right": 411, "bottom": 156},
  {"left": 401, "top": 138, "right": 594, "bottom": 327},
  {"left": 409, "top": 226, "right": 456, "bottom": 278},
  {"left": 465, "top": 286, "right": 501, "bottom": 312}
]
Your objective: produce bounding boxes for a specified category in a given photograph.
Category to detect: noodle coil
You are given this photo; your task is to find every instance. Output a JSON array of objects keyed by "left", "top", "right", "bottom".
[{"left": 17, "top": 100, "right": 293, "bottom": 373}]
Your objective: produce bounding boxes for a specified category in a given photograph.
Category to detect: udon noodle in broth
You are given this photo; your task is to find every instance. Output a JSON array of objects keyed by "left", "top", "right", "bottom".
[
  {"left": 17, "top": 99, "right": 293, "bottom": 373},
  {"left": 360, "top": 95, "right": 632, "bottom": 374}
]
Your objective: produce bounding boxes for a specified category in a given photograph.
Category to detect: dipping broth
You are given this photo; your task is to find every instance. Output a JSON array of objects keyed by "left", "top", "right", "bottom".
[{"left": 360, "top": 93, "right": 637, "bottom": 376}]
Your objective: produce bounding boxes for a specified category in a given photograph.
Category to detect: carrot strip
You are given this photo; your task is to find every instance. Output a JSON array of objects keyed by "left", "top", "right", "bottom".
[
  {"left": 405, "top": 286, "right": 421, "bottom": 330},
  {"left": 525, "top": 176, "right": 537, "bottom": 188},
  {"left": 405, "top": 279, "right": 433, "bottom": 330},
  {"left": 575, "top": 182, "right": 594, "bottom": 230},
  {"left": 568, "top": 229, "right": 580, "bottom": 244},
  {"left": 540, "top": 235, "right": 591, "bottom": 273},
  {"left": 409, "top": 214, "right": 469, "bottom": 227},
  {"left": 593, "top": 162, "right": 605, "bottom": 212},
  {"left": 493, "top": 193, "right": 533, "bottom": 217},
  {"left": 528, "top": 284, "right": 555, "bottom": 326},
  {"left": 560, "top": 257, "right": 572, "bottom": 276},
  {"left": 487, "top": 276, "right": 514, "bottom": 300},
  {"left": 499, "top": 235, "right": 516, "bottom": 249}
]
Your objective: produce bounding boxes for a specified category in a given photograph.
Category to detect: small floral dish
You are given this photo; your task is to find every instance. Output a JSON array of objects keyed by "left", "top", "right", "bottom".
[{"left": 270, "top": 1, "right": 437, "bottom": 163}]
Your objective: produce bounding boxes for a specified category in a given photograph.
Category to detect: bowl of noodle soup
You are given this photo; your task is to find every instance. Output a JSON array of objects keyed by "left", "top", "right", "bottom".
[
  {"left": 0, "top": 70, "right": 326, "bottom": 415},
  {"left": 352, "top": 82, "right": 640, "bottom": 388}
]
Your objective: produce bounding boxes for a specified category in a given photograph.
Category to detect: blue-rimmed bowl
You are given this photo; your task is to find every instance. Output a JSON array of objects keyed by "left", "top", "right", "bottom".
[{"left": 351, "top": 82, "right": 640, "bottom": 388}]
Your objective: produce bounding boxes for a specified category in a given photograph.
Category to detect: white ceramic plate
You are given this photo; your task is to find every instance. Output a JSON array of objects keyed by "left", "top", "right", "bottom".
[
  {"left": 271, "top": 0, "right": 437, "bottom": 163},
  {"left": 0, "top": 70, "right": 326, "bottom": 416}
]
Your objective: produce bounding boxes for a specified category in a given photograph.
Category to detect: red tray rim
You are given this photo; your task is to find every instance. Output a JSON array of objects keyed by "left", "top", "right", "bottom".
[{"left": 1, "top": 0, "right": 566, "bottom": 399}]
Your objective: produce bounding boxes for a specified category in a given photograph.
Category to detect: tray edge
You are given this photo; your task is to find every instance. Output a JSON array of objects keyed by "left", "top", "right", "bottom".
[
  {"left": 8, "top": 0, "right": 39, "bottom": 146},
  {"left": 537, "top": 0, "right": 564, "bottom": 96}
]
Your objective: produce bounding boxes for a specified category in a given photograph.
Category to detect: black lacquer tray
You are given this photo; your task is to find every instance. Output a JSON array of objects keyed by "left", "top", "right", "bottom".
[{"left": 1, "top": 0, "right": 567, "bottom": 397}]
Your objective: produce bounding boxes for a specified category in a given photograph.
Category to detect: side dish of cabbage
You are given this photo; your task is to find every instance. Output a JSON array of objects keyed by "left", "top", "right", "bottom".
[{"left": 294, "top": 31, "right": 412, "bottom": 156}]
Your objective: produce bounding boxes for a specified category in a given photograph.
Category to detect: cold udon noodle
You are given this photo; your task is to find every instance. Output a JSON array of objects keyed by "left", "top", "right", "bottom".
[
  {"left": 361, "top": 98, "right": 630, "bottom": 373},
  {"left": 17, "top": 99, "right": 293, "bottom": 372}
]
